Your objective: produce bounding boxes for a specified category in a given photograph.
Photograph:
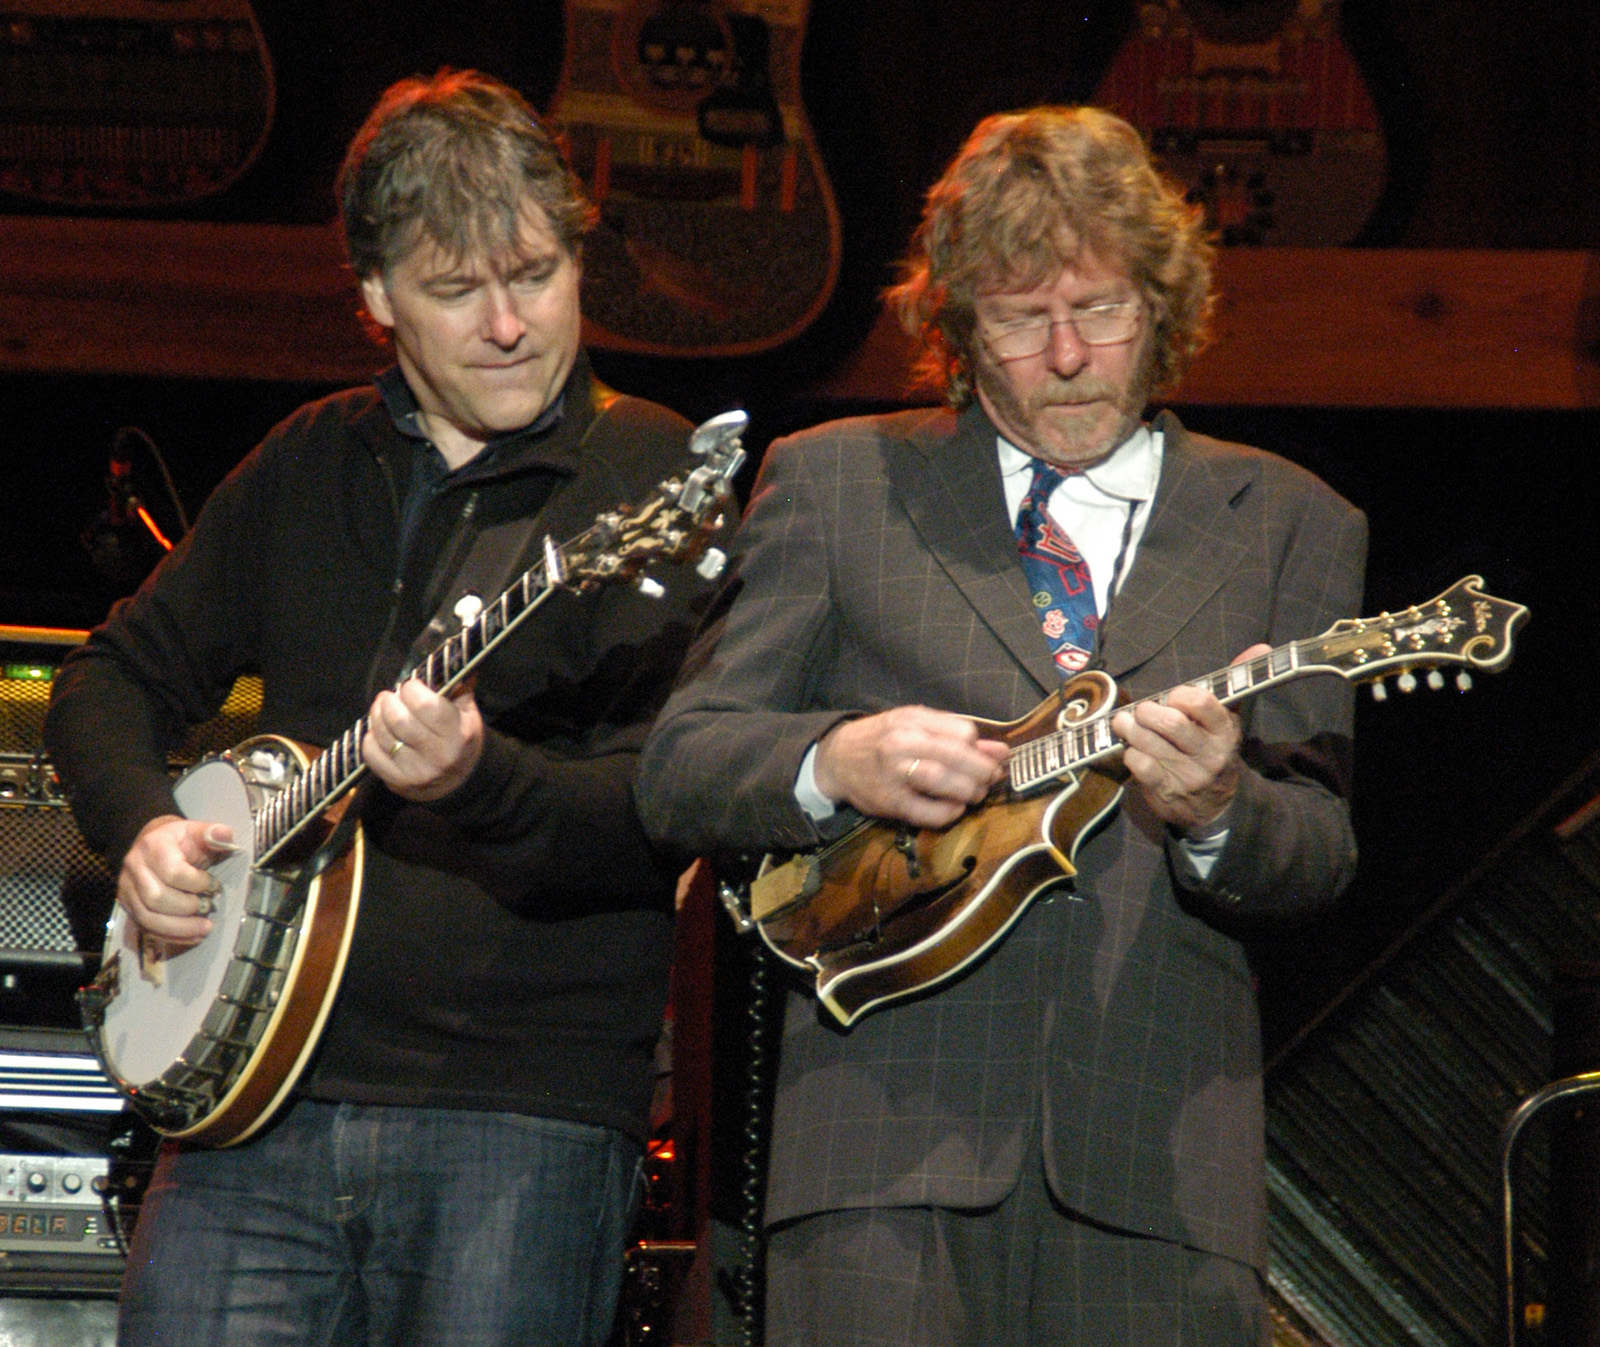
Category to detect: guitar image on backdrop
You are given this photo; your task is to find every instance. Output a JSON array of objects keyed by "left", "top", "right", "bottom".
[
  {"left": 0, "top": 0, "right": 274, "bottom": 208},
  {"left": 549, "top": 0, "right": 842, "bottom": 355},
  {"left": 1094, "top": 0, "right": 1385, "bottom": 244}
]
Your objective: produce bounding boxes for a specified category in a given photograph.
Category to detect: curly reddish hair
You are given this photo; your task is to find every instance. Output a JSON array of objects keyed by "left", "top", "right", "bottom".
[{"left": 887, "top": 106, "right": 1214, "bottom": 405}]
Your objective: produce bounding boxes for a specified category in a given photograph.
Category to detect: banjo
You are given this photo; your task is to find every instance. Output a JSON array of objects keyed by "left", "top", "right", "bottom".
[{"left": 78, "top": 410, "right": 748, "bottom": 1147}]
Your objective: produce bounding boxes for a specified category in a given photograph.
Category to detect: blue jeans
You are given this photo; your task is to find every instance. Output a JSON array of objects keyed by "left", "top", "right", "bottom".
[{"left": 119, "top": 1098, "right": 641, "bottom": 1347}]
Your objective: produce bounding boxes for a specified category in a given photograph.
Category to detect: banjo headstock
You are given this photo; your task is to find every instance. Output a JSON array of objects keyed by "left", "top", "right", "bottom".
[{"left": 562, "top": 409, "right": 747, "bottom": 592}]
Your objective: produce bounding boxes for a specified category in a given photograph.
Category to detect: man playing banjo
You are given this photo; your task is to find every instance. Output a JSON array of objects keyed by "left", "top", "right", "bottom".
[{"left": 45, "top": 69, "right": 721, "bottom": 1347}]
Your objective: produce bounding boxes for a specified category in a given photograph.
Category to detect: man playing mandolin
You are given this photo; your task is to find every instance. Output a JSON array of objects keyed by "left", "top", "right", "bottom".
[
  {"left": 636, "top": 106, "right": 1367, "bottom": 1344},
  {"left": 45, "top": 70, "right": 723, "bottom": 1347}
]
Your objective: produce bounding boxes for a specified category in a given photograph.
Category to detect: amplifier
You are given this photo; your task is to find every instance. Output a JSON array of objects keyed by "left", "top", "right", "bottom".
[
  {"left": 0, "top": 786, "right": 111, "bottom": 1030},
  {"left": 0, "top": 627, "right": 261, "bottom": 1033},
  {"left": 0, "top": 1045, "right": 122, "bottom": 1115},
  {"left": 0, "top": 1151, "right": 117, "bottom": 1256},
  {"left": 0, "top": 777, "right": 115, "bottom": 948},
  {"left": 0, "top": 1140, "right": 130, "bottom": 1296},
  {"left": 0, "top": 1048, "right": 156, "bottom": 1302},
  {"left": 0, "top": 633, "right": 193, "bottom": 1298},
  {"left": 0, "top": 1031, "right": 157, "bottom": 1287},
  {"left": 0, "top": 630, "right": 263, "bottom": 761}
]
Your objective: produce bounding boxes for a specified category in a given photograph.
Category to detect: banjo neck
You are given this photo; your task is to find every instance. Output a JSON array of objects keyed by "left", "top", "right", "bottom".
[
  {"left": 251, "top": 563, "right": 566, "bottom": 867},
  {"left": 252, "top": 408, "right": 750, "bottom": 869}
]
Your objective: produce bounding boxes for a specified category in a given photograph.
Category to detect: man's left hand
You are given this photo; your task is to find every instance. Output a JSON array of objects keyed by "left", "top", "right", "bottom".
[
  {"left": 1110, "top": 643, "right": 1271, "bottom": 835},
  {"left": 362, "top": 678, "right": 484, "bottom": 802}
]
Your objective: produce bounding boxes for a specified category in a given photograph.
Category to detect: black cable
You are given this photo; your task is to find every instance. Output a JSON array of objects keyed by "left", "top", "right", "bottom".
[
  {"left": 112, "top": 425, "right": 190, "bottom": 536},
  {"left": 731, "top": 939, "right": 772, "bottom": 1346}
]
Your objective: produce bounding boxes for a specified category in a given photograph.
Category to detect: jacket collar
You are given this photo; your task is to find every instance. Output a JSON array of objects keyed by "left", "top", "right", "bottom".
[
  {"left": 889, "top": 404, "right": 1260, "bottom": 695},
  {"left": 364, "top": 348, "right": 604, "bottom": 485},
  {"left": 888, "top": 401, "right": 1065, "bottom": 696}
]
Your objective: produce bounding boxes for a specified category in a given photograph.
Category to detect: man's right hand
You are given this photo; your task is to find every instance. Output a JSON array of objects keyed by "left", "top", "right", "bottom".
[
  {"left": 813, "top": 706, "right": 1007, "bottom": 829},
  {"left": 117, "top": 814, "right": 236, "bottom": 946}
]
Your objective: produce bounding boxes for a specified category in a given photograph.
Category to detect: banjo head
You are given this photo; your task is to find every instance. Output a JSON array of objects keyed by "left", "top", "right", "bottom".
[{"left": 98, "top": 757, "right": 256, "bottom": 1089}]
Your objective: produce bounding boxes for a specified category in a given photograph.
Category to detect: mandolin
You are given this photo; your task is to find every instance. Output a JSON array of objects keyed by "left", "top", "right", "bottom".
[
  {"left": 549, "top": 0, "right": 842, "bottom": 356},
  {"left": 1093, "top": 0, "right": 1385, "bottom": 245},
  {"left": 78, "top": 411, "right": 748, "bottom": 1146},
  {"left": 737, "top": 576, "right": 1526, "bottom": 1027}
]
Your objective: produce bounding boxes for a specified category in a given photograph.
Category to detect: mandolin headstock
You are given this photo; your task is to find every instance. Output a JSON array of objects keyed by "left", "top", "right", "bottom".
[{"left": 1302, "top": 575, "right": 1529, "bottom": 693}]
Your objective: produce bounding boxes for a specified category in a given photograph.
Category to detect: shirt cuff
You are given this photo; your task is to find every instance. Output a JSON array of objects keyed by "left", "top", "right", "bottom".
[
  {"left": 1175, "top": 826, "right": 1231, "bottom": 881},
  {"left": 794, "top": 743, "right": 837, "bottom": 821}
]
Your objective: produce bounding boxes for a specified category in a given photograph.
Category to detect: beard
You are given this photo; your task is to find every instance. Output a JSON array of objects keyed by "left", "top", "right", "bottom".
[{"left": 974, "top": 347, "right": 1156, "bottom": 471}]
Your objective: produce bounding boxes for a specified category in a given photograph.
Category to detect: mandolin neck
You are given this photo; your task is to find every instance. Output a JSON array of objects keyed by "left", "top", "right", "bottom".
[{"left": 1005, "top": 639, "right": 1319, "bottom": 795}]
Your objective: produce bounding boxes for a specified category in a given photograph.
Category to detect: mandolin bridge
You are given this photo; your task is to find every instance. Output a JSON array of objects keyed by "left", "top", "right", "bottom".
[{"left": 892, "top": 829, "right": 921, "bottom": 879}]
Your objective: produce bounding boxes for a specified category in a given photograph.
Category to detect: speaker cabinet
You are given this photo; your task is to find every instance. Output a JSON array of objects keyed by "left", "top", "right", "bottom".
[
  {"left": 0, "top": 639, "right": 263, "bottom": 761},
  {"left": 0, "top": 634, "right": 188, "bottom": 1309},
  {"left": 0, "top": 788, "right": 112, "bottom": 1031},
  {"left": 0, "top": 794, "right": 108, "bottom": 955},
  {"left": 0, "top": 631, "right": 261, "bottom": 1030}
]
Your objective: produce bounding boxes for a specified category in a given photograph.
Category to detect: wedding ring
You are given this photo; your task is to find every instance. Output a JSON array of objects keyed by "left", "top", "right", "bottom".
[
  {"left": 389, "top": 738, "right": 405, "bottom": 757},
  {"left": 904, "top": 757, "right": 921, "bottom": 786}
]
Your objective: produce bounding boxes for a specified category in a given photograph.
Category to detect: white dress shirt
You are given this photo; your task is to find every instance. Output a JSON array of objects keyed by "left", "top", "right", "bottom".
[{"left": 997, "top": 422, "right": 1161, "bottom": 615}]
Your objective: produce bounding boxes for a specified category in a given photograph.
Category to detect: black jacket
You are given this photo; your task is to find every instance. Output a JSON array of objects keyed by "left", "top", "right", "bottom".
[{"left": 46, "top": 354, "right": 716, "bottom": 1143}]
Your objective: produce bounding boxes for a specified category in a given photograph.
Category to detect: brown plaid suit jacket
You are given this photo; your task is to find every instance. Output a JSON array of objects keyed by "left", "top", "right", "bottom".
[{"left": 636, "top": 402, "right": 1367, "bottom": 1269}]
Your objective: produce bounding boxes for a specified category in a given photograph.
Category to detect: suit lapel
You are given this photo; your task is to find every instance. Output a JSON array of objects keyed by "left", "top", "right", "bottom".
[
  {"left": 886, "top": 405, "right": 1061, "bottom": 696},
  {"left": 1098, "top": 410, "right": 1259, "bottom": 679},
  {"left": 883, "top": 407, "right": 1260, "bottom": 694}
]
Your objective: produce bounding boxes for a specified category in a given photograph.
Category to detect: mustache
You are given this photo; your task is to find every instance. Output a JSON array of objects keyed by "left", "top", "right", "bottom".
[{"left": 1028, "top": 375, "right": 1120, "bottom": 409}]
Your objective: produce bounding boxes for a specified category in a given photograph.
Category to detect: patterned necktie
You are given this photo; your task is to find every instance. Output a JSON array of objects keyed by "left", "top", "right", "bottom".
[{"left": 1014, "top": 459, "right": 1098, "bottom": 676}]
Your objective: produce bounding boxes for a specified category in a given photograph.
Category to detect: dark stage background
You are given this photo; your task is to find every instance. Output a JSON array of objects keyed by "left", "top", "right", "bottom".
[{"left": 3, "top": 0, "right": 1599, "bottom": 1055}]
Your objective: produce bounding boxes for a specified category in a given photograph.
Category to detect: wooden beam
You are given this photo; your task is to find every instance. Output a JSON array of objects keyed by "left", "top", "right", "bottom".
[
  {"left": 1193, "top": 247, "right": 1600, "bottom": 408},
  {"left": 808, "top": 249, "right": 1600, "bottom": 409},
  {"left": 2, "top": 216, "right": 1598, "bottom": 407},
  {"left": 0, "top": 216, "right": 382, "bottom": 384}
]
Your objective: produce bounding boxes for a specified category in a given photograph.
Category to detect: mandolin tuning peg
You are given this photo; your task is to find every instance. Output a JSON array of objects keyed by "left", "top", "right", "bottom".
[
  {"left": 1426, "top": 670, "right": 1444, "bottom": 691},
  {"left": 696, "top": 547, "right": 728, "bottom": 581},
  {"left": 636, "top": 576, "right": 666, "bottom": 599},
  {"left": 1397, "top": 672, "right": 1418, "bottom": 693},
  {"left": 1456, "top": 671, "right": 1473, "bottom": 692},
  {"left": 1370, "top": 681, "right": 1388, "bottom": 702}
]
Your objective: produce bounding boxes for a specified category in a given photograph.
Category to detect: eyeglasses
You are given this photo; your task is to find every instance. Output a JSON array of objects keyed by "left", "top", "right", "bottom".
[{"left": 978, "top": 300, "right": 1143, "bottom": 361}]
